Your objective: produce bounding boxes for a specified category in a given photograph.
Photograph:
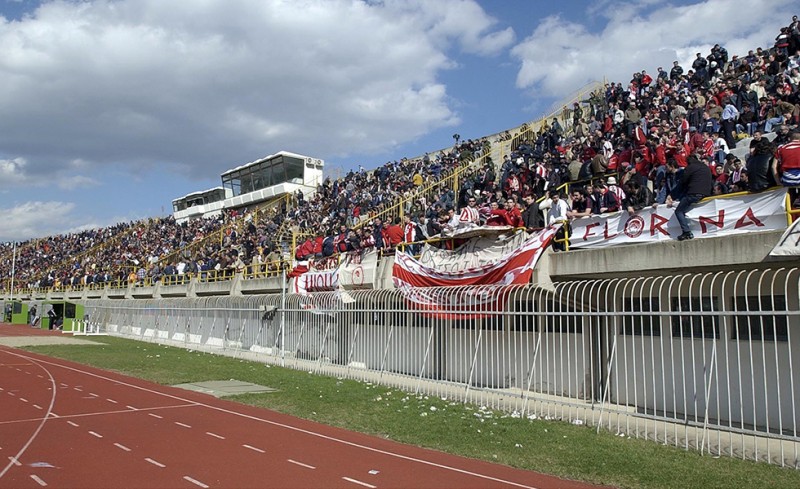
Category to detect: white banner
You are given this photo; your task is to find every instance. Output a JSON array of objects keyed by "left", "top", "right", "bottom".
[
  {"left": 570, "top": 189, "right": 787, "bottom": 249},
  {"left": 770, "top": 218, "right": 800, "bottom": 256},
  {"left": 338, "top": 250, "right": 379, "bottom": 289},
  {"left": 417, "top": 230, "right": 528, "bottom": 273},
  {"left": 291, "top": 267, "right": 339, "bottom": 295}
]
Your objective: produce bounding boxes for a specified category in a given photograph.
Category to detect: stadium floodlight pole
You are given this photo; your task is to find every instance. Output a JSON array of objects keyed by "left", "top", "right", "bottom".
[{"left": 10, "top": 242, "right": 16, "bottom": 303}]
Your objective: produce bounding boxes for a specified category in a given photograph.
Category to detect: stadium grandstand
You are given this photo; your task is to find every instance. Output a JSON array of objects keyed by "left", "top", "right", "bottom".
[{"left": 3, "top": 17, "right": 800, "bottom": 467}]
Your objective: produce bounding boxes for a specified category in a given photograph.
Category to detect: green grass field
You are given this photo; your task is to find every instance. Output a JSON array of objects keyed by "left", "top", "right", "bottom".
[{"left": 24, "top": 337, "right": 800, "bottom": 489}]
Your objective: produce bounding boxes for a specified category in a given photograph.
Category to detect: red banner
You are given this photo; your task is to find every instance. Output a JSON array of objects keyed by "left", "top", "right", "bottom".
[{"left": 392, "top": 226, "right": 559, "bottom": 318}]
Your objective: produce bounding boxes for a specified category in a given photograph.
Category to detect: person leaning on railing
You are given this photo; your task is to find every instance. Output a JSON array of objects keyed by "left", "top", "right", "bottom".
[{"left": 547, "top": 190, "right": 571, "bottom": 252}]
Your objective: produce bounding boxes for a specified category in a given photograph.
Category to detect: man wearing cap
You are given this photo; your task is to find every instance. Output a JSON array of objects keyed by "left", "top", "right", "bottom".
[
  {"left": 675, "top": 155, "right": 713, "bottom": 241},
  {"left": 773, "top": 131, "right": 800, "bottom": 187},
  {"left": 600, "top": 178, "right": 621, "bottom": 214}
]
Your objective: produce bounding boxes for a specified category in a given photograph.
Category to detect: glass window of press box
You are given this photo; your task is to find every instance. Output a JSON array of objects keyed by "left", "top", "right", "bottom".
[
  {"left": 173, "top": 188, "right": 226, "bottom": 212},
  {"left": 222, "top": 155, "right": 305, "bottom": 197}
]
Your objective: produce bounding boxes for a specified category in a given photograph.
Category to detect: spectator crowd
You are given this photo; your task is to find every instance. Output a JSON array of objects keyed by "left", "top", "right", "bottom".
[{"left": 2, "top": 17, "right": 800, "bottom": 290}]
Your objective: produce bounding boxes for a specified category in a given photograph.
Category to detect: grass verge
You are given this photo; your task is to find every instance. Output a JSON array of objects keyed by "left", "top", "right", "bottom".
[{"left": 23, "top": 336, "right": 800, "bottom": 489}]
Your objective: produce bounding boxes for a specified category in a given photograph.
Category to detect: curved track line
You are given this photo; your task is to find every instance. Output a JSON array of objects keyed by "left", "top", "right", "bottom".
[
  {"left": 0, "top": 350, "right": 58, "bottom": 480},
  {"left": 9, "top": 352, "right": 542, "bottom": 489}
]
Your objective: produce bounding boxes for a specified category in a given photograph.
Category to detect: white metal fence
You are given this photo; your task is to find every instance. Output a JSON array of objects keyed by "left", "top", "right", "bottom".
[{"left": 82, "top": 268, "right": 800, "bottom": 467}]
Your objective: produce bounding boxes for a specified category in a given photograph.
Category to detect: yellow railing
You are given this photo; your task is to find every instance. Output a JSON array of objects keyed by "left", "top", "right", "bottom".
[
  {"left": 355, "top": 153, "right": 490, "bottom": 231},
  {"left": 156, "top": 224, "right": 226, "bottom": 269},
  {"left": 157, "top": 194, "right": 291, "bottom": 270},
  {"left": 510, "top": 80, "right": 605, "bottom": 153},
  {"left": 536, "top": 172, "right": 617, "bottom": 203},
  {"left": 243, "top": 259, "right": 289, "bottom": 280},
  {"left": 786, "top": 191, "right": 800, "bottom": 226},
  {"left": 197, "top": 269, "right": 234, "bottom": 284},
  {"left": 67, "top": 221, "right": 142, "bottom": 269}
]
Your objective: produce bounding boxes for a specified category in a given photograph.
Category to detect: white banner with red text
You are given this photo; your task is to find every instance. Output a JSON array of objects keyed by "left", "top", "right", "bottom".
[
  {"left": 338, "top": 250, "right": 379, "bottom": 289},
  {"left": 570, "top": 188, "right": 787, "bottom": 249}
]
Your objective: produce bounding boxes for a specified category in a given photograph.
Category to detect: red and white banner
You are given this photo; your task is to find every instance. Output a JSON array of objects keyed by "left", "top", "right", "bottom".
[
  {"left": 770, "top": 218, "right": 800, "bottom": 256},
  {"left": 392, "top": 226, "right": 559, "bottom": 317},
  {"left": 338, "top": 249, "right": 379, "bottom": 289},
  {"left": 570, "top": 188, "right": 787, "bottom": 249},
  {"left": 290, "top": 256, "right": 340, "bottom": 295},
  {"left": 291, "top": 267, "right": 338, "bottom": 295},
  {"left": 418, "top": 228, "right": 528, "bottom": 272}
]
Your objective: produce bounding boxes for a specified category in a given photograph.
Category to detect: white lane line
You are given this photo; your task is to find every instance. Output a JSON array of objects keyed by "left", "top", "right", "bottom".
[
  {"left": 8, "top": 457, "right": 21, "bottom": 466},
  {"left": 242, "top": 444, "right": 265, "bottom": 453},
  {"left": 30, "top": 474, "right": 47, "bottom": 487},
  {"left": 287, "top": 459, "right": 316, "bottom": 469},
  {"left": 205, "top": 432, "right": 225, "bottom": 440},
  {"left": 33, "top": 404, "right": 42, "bottom": 410},
  {"left": 342, "top": 477, "right": 376, "bottom": 488},
  {"left": 148, "top": 413, "right": 163, "bottom": 419},
  {"left": 73, "top": 387, "right": 83, "bottom": 392},
  {"left": 0, "top": 404, "right": 198, "bottom": 427},
  {"left": 25, "top": 371, "right": 32, "bottom": 375},
  {"left": 19, "top": 398, "right": 28, "bottom": 403},
  {"left": 0, "top": 387, "right": 3, "bottom": 390},
  {"left": 59, "top": 383, "right": 68, "bottom": 388},
  {"left": 11, "top": 353, "right": 544, "bottom": 489},
  {"left": 49, "top": 413, "right": 59, "bottom": 418},
  {"left": 88, "top": 431, "right": 103, "bottom": 438},
  {"left": 88, "top": 393, "right": 98, "bottom": 397},
  {"left": 106, "top": 399, "right": 118, "bottom": 404},
  {"left": 125, "top": 405, "right": 137, "bottom": 410},
  {"left": 145, "top": 457, "right": 165, "bottom": 468},
  {"left": 174, "top": 422, "right": 192, "bottom": 429},
  {"left": 114, "top": 443, "right": 131, "bottom": 452},
  {"left": 66, "top": 421, "right": 80, "bottom": 427},
  {"left": 36, "top": 375, "right": 43, "bottom": 379},
  {"left": 7, "top": 392, "right": 15, "bottom": 396},
  {"left": 183, "top": 476, "right": 209, "bottom": 488}
]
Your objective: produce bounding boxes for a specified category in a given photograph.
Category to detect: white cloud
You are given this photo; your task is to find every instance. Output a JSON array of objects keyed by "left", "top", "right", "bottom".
[
  {"left": 57, "top": 175, "right": 101, "bottom": 189},
  {"left": 0, "top": 157, "right": 30, "bottom": 187},
  {"left": 510, "top": 0, "right": 793, "bottom": 99},
  {"left": 0, "top": 201, "right": 78, "bottom": 242},
  {"left": 0, "top": 0, "right": 511, "bottom": 184},
  {"left": 0, "top": 156, "right": 98, "bottom": 191}
]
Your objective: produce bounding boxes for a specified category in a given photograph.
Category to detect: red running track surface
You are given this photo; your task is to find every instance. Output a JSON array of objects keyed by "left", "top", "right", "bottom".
[{"left": 0, "top": 326, "right": 609, "bottom": 489}]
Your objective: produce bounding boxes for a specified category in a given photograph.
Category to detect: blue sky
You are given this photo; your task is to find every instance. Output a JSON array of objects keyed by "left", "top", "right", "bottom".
[{"left": 0, "top": 0, "right": 794, "bottom": 241}]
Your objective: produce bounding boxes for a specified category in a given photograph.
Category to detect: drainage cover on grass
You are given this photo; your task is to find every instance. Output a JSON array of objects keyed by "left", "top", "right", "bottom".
[{"left": 172, "top": 380, "right": 277, "bottom": 397}]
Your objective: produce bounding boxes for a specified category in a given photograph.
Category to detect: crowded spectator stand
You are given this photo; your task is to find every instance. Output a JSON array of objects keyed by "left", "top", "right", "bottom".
[{"left": 2, "top": 18, "right": 800, "bottom": 297}]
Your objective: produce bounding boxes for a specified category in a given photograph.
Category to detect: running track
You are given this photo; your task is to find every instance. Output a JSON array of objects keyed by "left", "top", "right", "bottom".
[{"left": 0, "top": 325, "right": 607, "bottom": 489}]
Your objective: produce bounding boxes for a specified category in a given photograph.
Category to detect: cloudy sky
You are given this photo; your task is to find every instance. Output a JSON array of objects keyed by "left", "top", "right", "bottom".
[{"left": 0, "top": 0, "right": 793, "bottom": 241}]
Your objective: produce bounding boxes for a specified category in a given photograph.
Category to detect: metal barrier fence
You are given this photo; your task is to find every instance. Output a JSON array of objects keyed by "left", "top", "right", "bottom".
[{"left": 82, "top": 267, "right": 800, "bottom": 467}]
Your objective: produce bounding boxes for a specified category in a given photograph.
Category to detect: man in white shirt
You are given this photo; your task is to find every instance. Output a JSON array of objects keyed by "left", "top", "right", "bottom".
[
  {"left": 547, "top": 191, "right": 571, "bottom": 252},
  {"left": 547, "top": 191, "right": 570, "bottom": 223}
]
